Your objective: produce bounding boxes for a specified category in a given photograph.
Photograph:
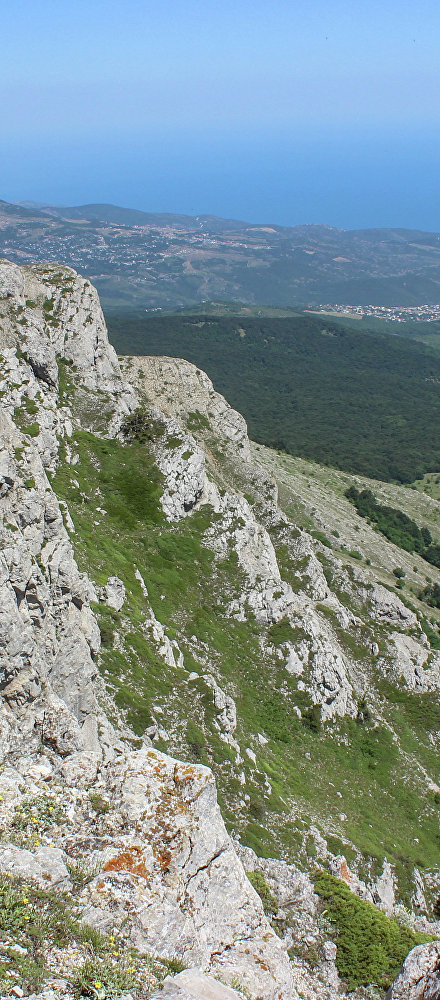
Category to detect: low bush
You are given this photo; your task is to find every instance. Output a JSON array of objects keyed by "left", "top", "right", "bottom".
[
  {"left": 246, "top": 870, "right": 279, "bottom": 915},
  {"left": 314, "top": 870, "right": 431, "bottom": 990}
]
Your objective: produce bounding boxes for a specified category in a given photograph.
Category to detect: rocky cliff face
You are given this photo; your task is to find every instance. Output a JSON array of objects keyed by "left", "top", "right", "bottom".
[
  {"left": 2, "top": 260, "right": 440, "bottom": 1000},
  {"left": 0, "top": 261, "right": 321, "bottom": 1000}
]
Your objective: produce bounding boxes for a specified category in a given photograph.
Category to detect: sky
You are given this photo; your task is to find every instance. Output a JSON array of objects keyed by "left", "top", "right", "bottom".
[{"left": 1, "top": 0, "right": 440, "bottom": 229}]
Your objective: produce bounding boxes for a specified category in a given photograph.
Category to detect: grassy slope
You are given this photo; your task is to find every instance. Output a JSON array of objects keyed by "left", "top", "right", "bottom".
[
  {"left": 253, "top": 443, "right": 440, "bottom": 623},
  {"left": 50, "top": 378, "right": 440, "bottom": 905}
]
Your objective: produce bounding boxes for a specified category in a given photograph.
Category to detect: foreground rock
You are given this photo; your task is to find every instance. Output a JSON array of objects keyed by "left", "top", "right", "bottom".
[
  {"left": 150, "top": 970, "right": 245, "bottom": 999},
  {"left": 385, "top": 942, "right": 440, "bottom": 999},
  {"left": 76, "top": 748, "right": 296, "bottom": 999}
]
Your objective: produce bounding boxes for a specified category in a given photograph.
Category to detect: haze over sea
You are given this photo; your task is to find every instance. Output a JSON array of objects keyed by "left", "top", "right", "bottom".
[{"left": 2, "top": 0, "right": 440, "bottom": 230}]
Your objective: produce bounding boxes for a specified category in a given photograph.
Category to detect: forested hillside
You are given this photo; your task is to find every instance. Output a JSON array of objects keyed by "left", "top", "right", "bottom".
[{"left": 107, "top": 310, "right": 440, "bottom": 482}]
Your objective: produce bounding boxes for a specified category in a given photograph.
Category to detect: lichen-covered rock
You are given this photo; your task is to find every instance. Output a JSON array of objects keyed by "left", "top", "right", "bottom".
[
  {"left": 0, "top": 401, "right": 102, "bottom": 748},
  {"left": 152, "top": 417, "right": 206, "bottom": 520},
  {"left": 366, "top": 581, "right": 417, "bottom": 627},
  {"left": 100, "top": 575, "right": 126, "bottom": 611},
  {"left": 120, "top": 355, "right": 251, "bottom": 460},
  {"left": 151, "top": 969, "right": 245, "bottom": 999},
  {"left": 121, "top": 354, "right": 278, "bottom": 515},
  {"left": 2, "top": 257, "right": 439, "bottom": 1000},
  {"left": 390, "top": 633, "right": 440, "bottom": 693},
  {"left": 0, "top": 844, "right": 71, "bottom": 891},
  {"left": 371, "top": 860, "right": 396, "bottom": 914},
  {"left": 76, "top": 747, "right": 297, "bottom": 1000},
  {"left": 236, "top": 842, "right": 341, "bottom": 999},
  {"left": 0, "top": 259, "right": 302, "bottom": 1000},
  {"left": 385, "top": 941, "right": 440, "bottom": 999}
]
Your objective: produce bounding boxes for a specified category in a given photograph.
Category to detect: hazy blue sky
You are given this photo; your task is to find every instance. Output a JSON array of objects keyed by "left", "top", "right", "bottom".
[{"left": 2, "top": 0, "right": 439, "bottom": 228}]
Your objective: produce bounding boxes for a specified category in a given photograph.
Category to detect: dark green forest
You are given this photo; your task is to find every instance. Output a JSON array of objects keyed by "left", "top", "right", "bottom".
[{"left": 106, "top": 310, "right": 440, "bottom": 483}]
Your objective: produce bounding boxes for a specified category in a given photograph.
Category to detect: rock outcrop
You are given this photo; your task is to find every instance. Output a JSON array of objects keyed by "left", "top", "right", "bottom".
[
  {"left": 3, "top": 259, "right": 440, "bottom": 1000},
  {"left": 0, "top": 261, "right": 301, "bottom": 999},
  {"left": 385, "top": 942, "right": 440, "bottom": 999}
]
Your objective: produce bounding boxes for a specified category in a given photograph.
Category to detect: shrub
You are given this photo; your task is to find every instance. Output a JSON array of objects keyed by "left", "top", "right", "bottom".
[
  {"left": 246, "top": 870, "right": 279, "bottom": 915},
  {"left": 186, "top": 720, "right": 205, "bottom": 757},
  {"left": 311, "top": 529, "right": 333, "bottom": 548},
  {"left": 419, "top": 615, "right": 440, "bottom": 649},
  {"left": 302, "top": 704, "right": 322, "bottom": 732},
  {"left": 314, "top": 870, "right": 431, "bottom": 990},
  {"left": 120, "top": 409, "right": 164, "bottom": 444},
  {"left": 267, "top": 618, "right": 303, "bottom": 646},
  {"left": 99, "top": 626, "right": 114, "bottom": 648}
]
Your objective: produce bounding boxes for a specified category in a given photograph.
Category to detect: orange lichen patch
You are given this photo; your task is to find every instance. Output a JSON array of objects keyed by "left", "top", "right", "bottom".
[
  {"left": 97, "top": 882, "right": 106, "bottom": 890},
  {"left": 339, "top": 859, "right": 351, "bottom": 883},
  {"left": 174, "top": 765, "right": 198, "bottom": 785},
  {"left": 103, "top": 847, "right": 150, "bottom": 880},
  {"left": 154, "top": 849, "right": 171, "bottom": 873},
  {"left": 176, "top": 764, "right": 196, "bottom": 777}
]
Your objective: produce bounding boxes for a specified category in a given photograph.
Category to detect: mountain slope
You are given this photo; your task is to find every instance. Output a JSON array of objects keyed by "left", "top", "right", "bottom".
[
  {"left": 0, "top": 260, "right": 298, "bottom": 1000},
  {"left": 2, "top": 259, "right": 440, "bottom": 997}
]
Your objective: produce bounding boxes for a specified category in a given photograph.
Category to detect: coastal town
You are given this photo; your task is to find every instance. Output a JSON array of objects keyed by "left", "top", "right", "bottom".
[{"left": 312, "top": 303, "right": 440, "bottom": 322}]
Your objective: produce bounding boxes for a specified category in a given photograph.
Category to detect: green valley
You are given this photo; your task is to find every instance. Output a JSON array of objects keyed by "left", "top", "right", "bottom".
[{"left": 107, "top": 310, "right": 440, "bottom": 483}]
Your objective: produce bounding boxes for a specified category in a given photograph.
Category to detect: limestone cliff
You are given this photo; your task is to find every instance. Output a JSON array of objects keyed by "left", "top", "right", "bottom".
[
  {"left": 0, "top": 261, "right": 312, "bottom": 1000},
  {"left": 2, "top": 260, "right": 440, "bottom": 1000}
]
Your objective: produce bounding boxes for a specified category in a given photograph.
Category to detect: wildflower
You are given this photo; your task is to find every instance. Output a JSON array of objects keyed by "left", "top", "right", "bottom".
[
  {"left": 112, "top": 951, "right": 119, "bottom": 957},
  {"left": 94, "top": 982, "right": 103, "bottom": 990},
  {"left": 22, "top": 897, "right": 29, "bottom": 904}
]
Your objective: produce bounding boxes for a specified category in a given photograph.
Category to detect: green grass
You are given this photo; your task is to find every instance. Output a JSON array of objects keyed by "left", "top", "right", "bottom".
[
  {"left": 49, "top": 418, "right": 440, "bottom": 897},
  {"left": 246, "top": 871, "right": 279, "bottom": 915},
  {"left": 267, "top": 618, "right": 307, "bottom": 646},
  {"left": 0, "top": 874, "right": 178, "bottom": 998}
]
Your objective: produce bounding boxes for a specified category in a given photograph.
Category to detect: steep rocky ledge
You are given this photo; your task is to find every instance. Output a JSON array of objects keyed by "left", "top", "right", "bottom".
[
  {"left": 0, "top": 261, "right": 315, "bottom": 1000},
  {"left": 1, "top": 260, "right": 440, "bottom": 1000}
]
